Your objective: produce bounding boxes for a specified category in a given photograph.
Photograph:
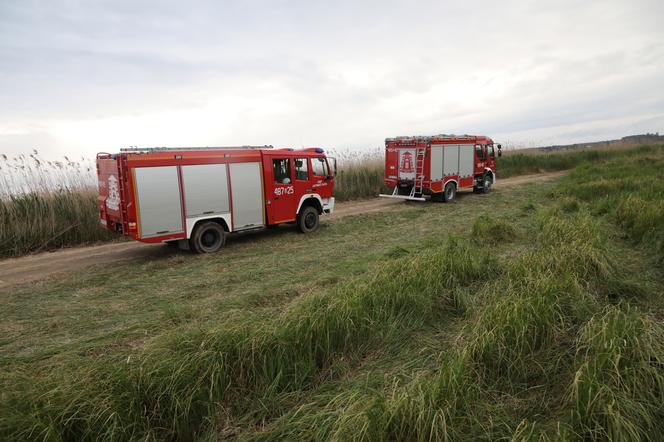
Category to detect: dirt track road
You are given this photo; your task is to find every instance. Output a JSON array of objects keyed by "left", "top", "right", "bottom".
[{"left": 0, "top": 171, "right": 566, "bottom": 289}]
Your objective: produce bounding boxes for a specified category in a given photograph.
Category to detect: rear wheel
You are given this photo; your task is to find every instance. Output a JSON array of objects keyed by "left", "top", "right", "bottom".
[
  {"left": 190, "top": 221, "right": 226, "bottom": 253},
  {"left": 443, "top": 182, "right": 456, "bottom": 202},
  {"left": 297, "top": 206, "right": 320, "bottom": 233}
]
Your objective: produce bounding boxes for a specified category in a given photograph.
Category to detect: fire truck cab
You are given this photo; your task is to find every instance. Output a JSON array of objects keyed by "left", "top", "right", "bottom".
[
  {"left": 380, "top": 134, "right": 501, "bottom": 202},
  {"left": 96, "top": 146, "right": 335, "bottom": 253}
]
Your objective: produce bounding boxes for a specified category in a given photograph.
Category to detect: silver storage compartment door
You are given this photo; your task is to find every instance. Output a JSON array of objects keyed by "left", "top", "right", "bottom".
[
  {"left": 430, "top": 145, "right": 443, "bottom": 181},
  {"left": 229, "top": 162, "right": 264, "bottom": 230},
  {"left": 181, "top": 164, "right": 230, "bottom": 217},
  {"left": 134, "top": 166, "right": 183, "bottom": 237},
  {"left": 458, "top": 144, "right": 474, "bottom": 178},
  {"left": 443, "top": 144, "right": 459, "bottom": 176}
]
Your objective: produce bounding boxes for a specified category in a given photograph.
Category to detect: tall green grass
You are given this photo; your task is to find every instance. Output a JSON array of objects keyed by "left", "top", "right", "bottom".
[
  {"left": 249, "top": 208, "right": 662, "bottom": 441},
  {"left": 1, "top": 237, "right": 496, "bottom": 440},
  {"left": 556, "top": 144, "right": 664, "bottom": 261},
  {"left": 569, "top": 305, "right": 664, "bottom": 441},
  {"left": 498, "top": 144, "right": 644, "bottom": 178}
]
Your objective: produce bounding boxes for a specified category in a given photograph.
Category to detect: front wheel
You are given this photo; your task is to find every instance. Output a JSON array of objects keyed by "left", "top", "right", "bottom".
[
  {"left": 297, "top": 206, "right": 320, "bottom": 233},
  {"left": 443, "top": 182, "right": 456, "bottom": 202},
  {"left": 482, "top": 173, "right": 493, "bottom": 194},
  {"left": 190, "top": 221, "right": 226, "bottom": 253}
]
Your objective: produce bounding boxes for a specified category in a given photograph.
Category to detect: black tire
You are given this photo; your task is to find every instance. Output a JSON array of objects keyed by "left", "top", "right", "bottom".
[
  {"left": 297, "top": 206, "right": 320, "bottom": 233},
  {"left": 443, "top": 182, "right": 456, "bottom": 202},
  {"left": 482, "top": 173, "right": 493, "bottom": 194},
  {"left": 189, "top": 221, "right": 226, "bottom": 253}
]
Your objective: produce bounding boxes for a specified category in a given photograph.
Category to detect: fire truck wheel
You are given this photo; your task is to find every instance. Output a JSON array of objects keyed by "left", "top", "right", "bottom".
[
  {"left": 297, "top": 206, "right": 320, "bottom": 234},
  {"left": 482, "top": 173, "right": 493, "bottom": 193},
  {"left": 443, "top": 182, "right": 456, "bottom": 202},
  {"left": 190, "top": 221, "right": 226, "bottom": 253}
]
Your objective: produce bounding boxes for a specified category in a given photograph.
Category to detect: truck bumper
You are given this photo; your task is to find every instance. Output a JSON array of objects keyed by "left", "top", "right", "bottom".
[
  {"left": 322, "top": 197, "right": 335, "bottom": 214},
  {"left": 378, "top": 193, "right": 426, "bottom": 202}
]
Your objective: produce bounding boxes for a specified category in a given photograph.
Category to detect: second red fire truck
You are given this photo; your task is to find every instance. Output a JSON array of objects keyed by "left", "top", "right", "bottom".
[
  {"left": 96, "top": 146, "right": 336, "bottom": 253},
  {"left": 380, "top": 134, "right": 501, "bottom": 201}
]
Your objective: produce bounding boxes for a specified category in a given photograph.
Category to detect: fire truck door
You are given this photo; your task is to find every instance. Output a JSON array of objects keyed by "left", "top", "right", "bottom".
[
  {"left": 267, "top": 157, "right": 298, "bottom": 224},
  {"left": 485, "top": 144, "right": 496, "bottom": 171}
]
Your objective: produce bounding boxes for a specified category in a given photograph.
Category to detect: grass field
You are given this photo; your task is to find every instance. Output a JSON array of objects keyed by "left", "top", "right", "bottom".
[
  {"left": 1, "top": 144, "right": 663, "bottom": 440},
  {"left": 1, "top": 143, "right": 660, "bottom": 258}
]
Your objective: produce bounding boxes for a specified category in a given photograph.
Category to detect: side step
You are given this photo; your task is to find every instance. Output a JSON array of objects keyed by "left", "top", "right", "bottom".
[{"left": 378, "top": 193, "right": 426, "bottom": 202}]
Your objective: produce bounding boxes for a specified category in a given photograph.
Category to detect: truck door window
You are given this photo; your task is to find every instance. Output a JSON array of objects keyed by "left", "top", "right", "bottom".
[
  {"left": 312, "top": 157, "right": 329, "bottom": 177},
  {"left": 487, "top": 144, "right": 495, "bottom": 158},
  {"left": 475, "top": 144, "right": 485, "bottom": 161},
  {"left": 294, "top": 158, "right": 309, "bottom": 180},
  {"left": 273, "top": 159, "right": 291, "bottom": 184}
]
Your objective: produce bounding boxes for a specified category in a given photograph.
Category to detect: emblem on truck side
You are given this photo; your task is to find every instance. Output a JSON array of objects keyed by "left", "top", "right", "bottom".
[
  {"left": 398, "top": 149, "right": 416, "bottom": 180},
  {"left": 400, "top": 151, "right": 414, "bottom": 173},
  {"left": 106, "top": 175, "right": 120, "bottom": 211}
]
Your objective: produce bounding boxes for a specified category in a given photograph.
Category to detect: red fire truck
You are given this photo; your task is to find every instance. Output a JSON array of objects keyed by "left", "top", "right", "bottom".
[
  {"left": 96, "top": 146, "right": 336, "bottom": 253},
  {"left": 380, "top": 134, "right": 501, "bottom": 202}
]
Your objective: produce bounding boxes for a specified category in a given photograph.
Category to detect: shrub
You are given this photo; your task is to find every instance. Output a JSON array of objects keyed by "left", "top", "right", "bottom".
[{"left": 471, "top": 214, "right": 518, "bottom": 245}]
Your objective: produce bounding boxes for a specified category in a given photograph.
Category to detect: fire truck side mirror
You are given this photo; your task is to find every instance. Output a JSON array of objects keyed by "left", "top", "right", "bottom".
[
  {"left": 497, "top": 144, "right": 502, "bottom": 157},
  {"left": 332, "top": 158, "right": 337, "bottom": 176}
]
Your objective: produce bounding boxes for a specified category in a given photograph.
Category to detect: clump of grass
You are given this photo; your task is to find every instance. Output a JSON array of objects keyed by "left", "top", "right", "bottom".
[
  {"left": 557, "top": 196, "right": 579, "bottom": 213},
  {"left": 382, "top": 351, "right": 506, "bottom": 441},
  {"left": 471, "top": 214, "right": 518, "bottom": 245},
  {"left": 385, "top": 245, "right": 410, "bottom": 258},
  {"left": 469, "top": 275, "right": 590, "bottom": 382},
  {"left": 534, "top": 213, "right": 614, "bottom": 283},
  {"left": 162, "top": 304, "right": 195, "bottom": 325},
  {"left": 520, "top": 202, "right": 537, "bottom": 214},
  {"left": 614, "top": 196, "right": 664, "bottom": 260},
  {"left": 568, "top": 305, "right": 664, "bottom": 441}
]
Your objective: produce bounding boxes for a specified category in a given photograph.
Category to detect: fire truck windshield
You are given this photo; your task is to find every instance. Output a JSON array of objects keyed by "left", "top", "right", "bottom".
[{"left": 312, "top": 157, "right": 329, "bottom": 177}]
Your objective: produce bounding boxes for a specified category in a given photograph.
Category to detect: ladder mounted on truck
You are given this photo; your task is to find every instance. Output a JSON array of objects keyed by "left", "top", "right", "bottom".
[
  {"left": 119, "top": 145, "right": 274, "bottom": 153},
  {"left": 411, "top": 148, "right": 426, "bottom": 198}
]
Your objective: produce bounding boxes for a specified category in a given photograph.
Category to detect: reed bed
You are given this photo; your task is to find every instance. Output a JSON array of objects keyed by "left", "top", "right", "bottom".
[
  {"left": 329, "top": 148, "right": 388, "bottom": 200},
  {"left": 0, "top": 153, "right": 116, "bottom": 258}
]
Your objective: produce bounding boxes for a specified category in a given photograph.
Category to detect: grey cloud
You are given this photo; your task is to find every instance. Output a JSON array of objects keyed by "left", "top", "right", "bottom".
[{"left": 0, "top": 0, "right": 662, "bottom": 156}]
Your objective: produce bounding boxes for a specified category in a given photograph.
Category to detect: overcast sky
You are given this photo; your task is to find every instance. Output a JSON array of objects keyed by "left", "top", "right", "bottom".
[{"left": 1, "top": 0, "right": 663, "bottom": 158}]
